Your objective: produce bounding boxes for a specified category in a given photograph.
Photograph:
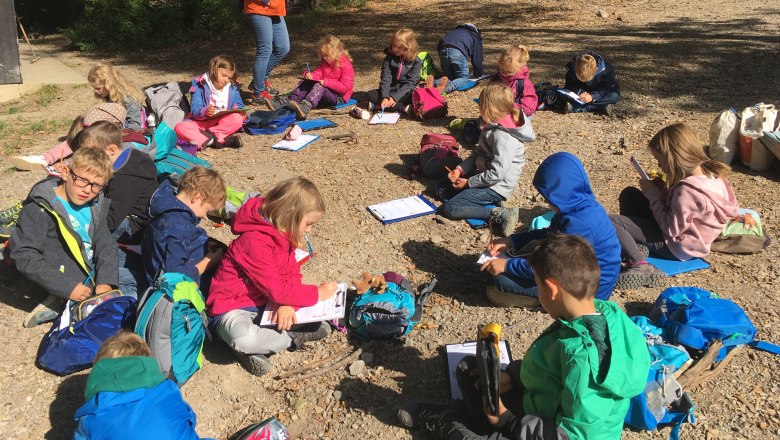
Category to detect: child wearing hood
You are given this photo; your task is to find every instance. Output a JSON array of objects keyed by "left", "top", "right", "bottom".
[
  {"left": 562, "top": 50, "right": 620, "bottom": 115},
  {"left": 437, "top": 83, "right": 534, "bottom": 237},
  {"left": 489, "top": 44, "right": 537, "bottom": 117},
  {"left": 481, "top": 152, "right": 621, "bottom": 307},
  {"left": 429, "top": 23, "right": 484, "bottom": 94}
]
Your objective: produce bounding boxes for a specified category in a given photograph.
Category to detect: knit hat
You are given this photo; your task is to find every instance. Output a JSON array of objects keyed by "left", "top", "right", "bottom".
[{"left": 83, "top": 103, "right": 127, "bottom": 127}]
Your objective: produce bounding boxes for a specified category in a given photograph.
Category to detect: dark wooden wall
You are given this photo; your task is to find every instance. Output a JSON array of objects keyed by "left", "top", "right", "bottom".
[{"left": 0, "top": 0, "right": 22, "bottom": 85}]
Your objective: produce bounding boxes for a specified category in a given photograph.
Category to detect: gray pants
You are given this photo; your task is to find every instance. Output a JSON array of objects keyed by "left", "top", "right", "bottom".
[{"left": 215, "top": 309, "right": 292, "bottom": 355}]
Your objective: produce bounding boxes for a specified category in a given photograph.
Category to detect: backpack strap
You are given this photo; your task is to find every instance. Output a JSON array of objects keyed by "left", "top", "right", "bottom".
[
  {"left": 664, "top": 320, "right": 709, "bottom": 350},
  {"left": 134, "top": 285, "right": 166, "bottom": 340},
  {"left": 749, "top": 340, "right": 780, "bottom": 355},
  {"left": 416, "top": 277, "right": 437, "bottom": 309}
]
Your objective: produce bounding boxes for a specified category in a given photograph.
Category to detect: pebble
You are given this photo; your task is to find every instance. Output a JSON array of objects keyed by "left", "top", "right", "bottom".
[
  {"left": 430, "top": 235, "right": 444, "bottom": 244},
  {"left": 333, "top": 390, "right": 342, "bottom": 400},
  {"left": 361, "top": 352, "right": 375, "bottom": 363},
  {"left": 349, "top": 360, "right": 365, "bottom": 376},
  {"left": 597, "top": 10, "right": 610, "bottom": 18}
]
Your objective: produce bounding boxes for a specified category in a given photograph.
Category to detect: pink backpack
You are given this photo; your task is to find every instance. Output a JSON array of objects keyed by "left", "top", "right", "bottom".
[
  {"left": 419, "top": 133, "right": 462, "bottom": 178},
  {"left": 412, "top": 87, "right": 448, "bottom": 119}
]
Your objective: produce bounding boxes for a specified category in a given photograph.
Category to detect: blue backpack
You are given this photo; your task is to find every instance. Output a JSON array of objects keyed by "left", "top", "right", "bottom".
[
  {"left": 37, "top": 295, "right": 136, "bottom": 375},
  {"left": 348, "top": 273, "right": 436, "bottom": 340},
  {"left": 134, "top": 273, "right": 207, "bottom": 385},
  {"left": 244, "top": 108, "right": 296, "bottom": 135}
]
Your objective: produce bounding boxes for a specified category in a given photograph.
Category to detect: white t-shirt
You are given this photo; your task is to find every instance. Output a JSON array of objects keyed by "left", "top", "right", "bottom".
[{"left": 204, "top": 73, "right": 229, "bottom": 110}]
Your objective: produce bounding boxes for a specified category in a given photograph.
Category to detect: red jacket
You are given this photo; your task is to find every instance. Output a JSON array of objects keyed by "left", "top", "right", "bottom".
[
  {"left": 491, "top": 66, "right": 538, "bottom": 117},
  {"left": 206, "top": 197, "right": 318, "bottom": 316},
  {"left": 307, "top": 54, "right": 355, "bottom": 101}
]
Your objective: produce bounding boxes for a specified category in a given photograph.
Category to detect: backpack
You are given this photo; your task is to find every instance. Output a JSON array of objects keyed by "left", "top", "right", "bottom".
[
  {"left": 412, "top": 87, "right": 448, "bottom": 120},
  {"left": 348, "top": 272, "right": 436, "bottom": 340},
  {"left": 648, "top": 287, "right": 756, "bottom": 360},
  {"left": 624, "top": 316, "right": 696, "bottom": 439},
  {"left": 145, "top": 81, "right": 191, "bottom": 128},
  {"left": 708, "top": 108, "right": 740, "bottom": 164},
  {"left": 419, "top": 133, "right": 462, "bottom": 179},
  {"left": 417, "top": 51, "right": 440, "bottom": 80},
  {"left": 710, "top": 208, "right": 770, "bottom": 254},
  {"left": 534, "top": 82, "right": 560, "bottom": 111},
  {"left": 155, "top": 148, "right": 213, "bottom": 178},
  {"left": 134, "top": 272, "right": 208, "bottom": 385},
  {"left": 230, "top": 417, "right": 290, "bottom": 440},
  {"left": 244, "top": 108, "right": 297, "bottom": 135},
  {"left": 37, "top": 295, "right": 136, "bottom": 375}
]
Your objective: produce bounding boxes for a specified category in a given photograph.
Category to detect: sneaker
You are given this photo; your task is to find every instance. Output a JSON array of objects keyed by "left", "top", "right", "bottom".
[
  {"left": 367, "top": 102, "right": 377, "bottom": 113},
  {"left": 0, "top": 201, "right": 22, "bottom": 226},
  {"left": 250, "top": 90, "right": 276, "bottom": 105},
  {"left": 289, "top": 99, "right": 312, "bottom": 120},
  {"left": 220, "top": 134, "right": 243, "bottom": 149},
  {"left": 287, "top": 321, "right": 331, "bottom": 349},
  {"left": 490, "top": 207, "right": 520, "bottom": 237},
  {"left": 235, "top": 352, "right": 272, "bottom": 376},
  {"left": 24, "top": 294, "right": 64, "bottom": 328},
  {"left": 264, "top": 96, "right": 280, "bottom": 111},
  {"left": 436, "top": 76, "right": 449, "bottom": 94},
  {"left": 485, "top": 285, "right": 540, "bottom": 308},
  {"left": 397, "top": 402, "right": 457, "bottom": 436},
  {"left": 603, "top": 104, "right": 615, "bottom": 116},
  {"left": 264, "top": 81, "right": 279, "bottom": 96},
  {"left": 200, "top": 130, "right": 217, "bottom": 149},
  {"left": 424, "top": 75, "right": 435, "bottom": 89},
  {"left": 637, "top": 244, "right": 650, "bottom": 259},
  {"left": 402, "top": 104, "right": 412, "bottom": 115},
  {"left": 448, "top": 118, "right": 467, "bottom": 131},
  {"left": 562, "top": 101, "right": 573, "bottom": 114},
  {"left": 615, "top": 262, "right": 667, "bottom": 290},
  {"left": 9, "top": 155, "right": 47, "bottom": 171}
]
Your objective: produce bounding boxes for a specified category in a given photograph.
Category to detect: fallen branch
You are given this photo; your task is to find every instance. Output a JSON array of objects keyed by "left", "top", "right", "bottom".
[
  {"left": 682, "top": 346, "right": 743, "bottom": 390},
  {"left": 286, "top": 347, "right": 363, "bottom": 381},
  {"left": 678, "top": 340, "right": 724, "bottom": 388},
  {"left": 276, "top": 346, "right": 354, "bottom": 379}
]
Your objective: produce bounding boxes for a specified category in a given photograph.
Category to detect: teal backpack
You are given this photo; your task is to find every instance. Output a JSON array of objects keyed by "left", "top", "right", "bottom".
[
  {"left": 134, "top": 273, "right": 208, "bottom": 385},
  {"left": 150, "top": 122, "right": 212, "bottom": 178}
]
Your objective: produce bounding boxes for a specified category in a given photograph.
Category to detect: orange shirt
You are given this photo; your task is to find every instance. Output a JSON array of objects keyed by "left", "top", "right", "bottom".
[{"left": 244, "top": 0, "right": 286, "bottom": 16}]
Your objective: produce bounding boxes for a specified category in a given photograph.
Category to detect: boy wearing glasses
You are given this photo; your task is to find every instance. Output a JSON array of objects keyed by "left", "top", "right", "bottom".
[{"left": 10, "top": 148, "right": 118, "bottom": 327}]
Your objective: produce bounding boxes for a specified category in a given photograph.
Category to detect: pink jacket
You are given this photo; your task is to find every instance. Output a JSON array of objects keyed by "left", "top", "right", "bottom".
[
  {"left": 206, "top": 197, "right": 318, "bottom": 317},
  {"left": 491, "top": 66, "right": 537, "bottom": 117},
  {"left": 643, "top": 176, "right": 739, "bottom": 260},
  {"left": 307, "top": 54, "right": 355, "bottom": 101}
]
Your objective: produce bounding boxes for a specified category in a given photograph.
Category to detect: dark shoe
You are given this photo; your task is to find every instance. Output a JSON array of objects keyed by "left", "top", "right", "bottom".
[
  {"left": 221, "top": 134, "right": 244, "bottom": 149},
  {"left": 235, "top": 352, "right": 272, "bottom": 376},
  {"left": 264, "top": 81, "right": 279, "bottom": 96},
  {"left": 562, "top": 101, "right": 573, "bottom": 114},
  {"left": 250, "top": 90, "right": 276, "bottom": 105},
  {"left": 289, "top": 99, "right": 312, "bottom": 120},
  {"left": 24, "top": 294, "right": 64, "bottom": 328},
  {"left": 264, "top": 96, "right": 279, "bottom": 111},
  {"left": 200, "top": 130, "right": 217, "bottom": 149},
  {"left": 0, "top": 201, "right": 22, "bottom": 226},
  {"left": 615, "top": 262, "right": 667, "bottom": 290},
  {"left": 424, "top": 75, "right": 434, "bottom": 89},
  {"left": 485, "top": 285, "right": 540, "bottom": 308},
  {"left": 637, "top": 244, "right": 650, "bottom": 259},
  {"left": 287, "top": 321, "right": 331, "bottom": 349},
  {"left": 490, "top": 207, "right": 520, "bottom": 237},
  {"left": 603, "top": 103, "right": 615, "bottom": 116},
  {"left": 436, "top": 76, "right": 449, "bottom": 94},
  {"left": 397, "top": 402, "right": 458, "bottom": 437}
]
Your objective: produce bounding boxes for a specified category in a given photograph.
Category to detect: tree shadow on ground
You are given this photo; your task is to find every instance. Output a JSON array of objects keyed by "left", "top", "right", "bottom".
[
  {"left": 0, "top": 278, "right": 50, "bottom": 314},
  {"left": 46, "top": 373, "right": 88, "bottom": 440}
]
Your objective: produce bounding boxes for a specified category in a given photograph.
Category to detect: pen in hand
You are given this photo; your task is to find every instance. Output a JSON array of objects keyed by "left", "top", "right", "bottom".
[{"left": 83, "top": 269, "right": 95, "bottom": 286}]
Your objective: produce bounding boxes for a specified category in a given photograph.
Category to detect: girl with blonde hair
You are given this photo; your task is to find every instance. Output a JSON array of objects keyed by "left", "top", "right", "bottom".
[{"left": 88, "top": 63, "right": 146, "bottom": 130}]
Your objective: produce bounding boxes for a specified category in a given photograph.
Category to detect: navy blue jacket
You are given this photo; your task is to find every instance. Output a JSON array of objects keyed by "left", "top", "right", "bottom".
[
  {"left": 505, "top": 152, "right": 621, "bottom": 300},
  {"left": 438, "top": 24, "right": 484, "bottom": 77},
  {"left": 142, "top": 180, "right": 207, "bottom": 286},
  {"left": 564, "top": 51, "right": 620, "bottom": 102}
]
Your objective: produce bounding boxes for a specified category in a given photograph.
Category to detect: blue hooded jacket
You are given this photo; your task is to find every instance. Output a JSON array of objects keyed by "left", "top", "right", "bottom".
[
  {"left": 505, "top": 152, "right": 621, "bottom": 300},
  {"left": 73, "top": 356, "right": 208, "bottom": 440},
  {"left": 142, "top": 180, "right": 207, "bottom": 286},
  {"left": 188, "top": 74, "right": 244, "bottom": 120}
]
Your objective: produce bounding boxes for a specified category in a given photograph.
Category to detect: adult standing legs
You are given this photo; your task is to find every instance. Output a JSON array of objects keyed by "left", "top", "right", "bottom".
[{"left": 249, "top": 15, "right": 290, "bottom": 96}]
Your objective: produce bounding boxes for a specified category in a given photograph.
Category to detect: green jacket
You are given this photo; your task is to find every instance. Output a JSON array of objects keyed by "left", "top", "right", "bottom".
[{"left": 519, "top": 300, "right": 650, "bottom": 440}]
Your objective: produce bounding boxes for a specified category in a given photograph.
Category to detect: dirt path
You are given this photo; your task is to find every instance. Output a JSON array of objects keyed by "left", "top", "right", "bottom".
[{"left": 0, "top": 0, "right": 779, "bottom": 439}]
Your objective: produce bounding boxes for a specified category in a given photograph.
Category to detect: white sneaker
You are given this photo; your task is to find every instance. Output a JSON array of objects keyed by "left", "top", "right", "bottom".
[{"left": 9, "top": 155, "right": 47, "bottom": 171}]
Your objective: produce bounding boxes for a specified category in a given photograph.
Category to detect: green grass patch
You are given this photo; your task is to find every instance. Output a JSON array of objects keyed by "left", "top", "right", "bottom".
[
  {"left": 0, "top": 118, "right": 72, "bottom": 157},
  {"left": 35, "top": 84, "right": 62, "bottom": 107}
]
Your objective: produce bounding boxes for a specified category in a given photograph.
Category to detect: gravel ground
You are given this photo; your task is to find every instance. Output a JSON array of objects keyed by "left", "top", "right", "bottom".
[{"left": 0, "top": 0, "right": 779, "bottom": 439}]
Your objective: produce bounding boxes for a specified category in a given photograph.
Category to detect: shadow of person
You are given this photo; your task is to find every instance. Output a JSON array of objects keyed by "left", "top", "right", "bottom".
[{"left": 45, "top": 373, "right": 88, "bottom": 440}]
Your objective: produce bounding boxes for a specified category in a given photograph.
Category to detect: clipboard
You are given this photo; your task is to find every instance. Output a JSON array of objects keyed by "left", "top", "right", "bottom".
[
  {"left": 296, "top": 118, "right": 338, "bottom": 131},
  {"left": 271, "top": 134, "right": 320, "bottom": 152},
  {"left": 199, "top": 108, "right": 246, "bottom": 121},
  {"left": 333, "top": 98, "right": 358, "bottom": 109},
  {"left": 445, "top": 340, "right": 512, "bottom": 400},
  {"left": 367, "top": 194, "right": 437, "bottom": 224}
]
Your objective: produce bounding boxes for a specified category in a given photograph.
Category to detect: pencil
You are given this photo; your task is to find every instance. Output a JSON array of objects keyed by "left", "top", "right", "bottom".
[
  {"left": 82, "top": 269, "right": 95, "bottom": 286},
  {"left": 306, "top": 62, "right": 311, "bottom": 74},
  {"left": 444, "top": 165, "right": 455, "bottom": 176}
]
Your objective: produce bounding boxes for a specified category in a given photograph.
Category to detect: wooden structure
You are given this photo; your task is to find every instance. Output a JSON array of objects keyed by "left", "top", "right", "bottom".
[{"left": 0, "top": 0, "right": 22, "bottom": 85}]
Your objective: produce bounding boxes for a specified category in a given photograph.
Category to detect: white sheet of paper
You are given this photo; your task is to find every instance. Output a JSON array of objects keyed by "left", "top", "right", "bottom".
[
  {"left": 271, "top": 134, "right": 319, "bottom": 151},
  {"left": 258, "top": 282, "right": 347, "bottom": 326},
  {"left": 367, "top": 195, "right": 435, "bottom": 223},
  {"left": 476, "top": 250, "right": 508, "bottom": 265},
  {"left": 446, "top": 341, "right": 512, "bottom": 399},
  {"left": 368, "top": 112, "right": 401, "bottom": 125},
  {"left": 470, "top": 74, "right": 491, "bottom": 82},
  {"left": 556, "top": 89, "right": 586, "bottom": 105}
]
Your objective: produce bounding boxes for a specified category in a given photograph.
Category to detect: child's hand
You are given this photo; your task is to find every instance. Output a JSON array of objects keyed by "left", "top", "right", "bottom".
[
  {"left": 318, "top": 282, "right": 338, "bottom": 301},
  {"left": 483, "top": 396, "right": 508, "bottom": 427},
  {"left": 95, "top": 284, "right": 112, "bottom": 294},
  {"left": 578, "top": 92, "right": 593, "bottom": 103},
  {"left": 69, "top": 284, "right": 91, "bottom": 301},
  {"left": 499, "top": 371, "right": 513, "bottom": 392},
  {"left": 304, "top": 72, "right": 313, "bottom": 80},
  {"left": 206, "top": 105, "right": 216, "bottom": 116},
  {"left": 489, "top": 238, "right": 511, "bottom": 256},
  {"left": 480, "top": 258, "right": 507, "bottom": 276},
  {"left": 451, "top": 177, "right": 468, "bottom": 190},
  {"left": 380, "top": 97, "right": 396, "bottom": 109},
  {"left": 273, "top": 305, "right": 297, "bottom": 331},
  {"left": 447, "top": 167, "right": 462, "bottom": 183},
  {"left": 639, "top": 178, "right": 662, "bottom": 194}
]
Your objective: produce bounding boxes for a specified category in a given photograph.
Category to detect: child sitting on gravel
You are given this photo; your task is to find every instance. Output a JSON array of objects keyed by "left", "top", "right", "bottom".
[
  {"left": 365, "top": 28, "right": 422, "bottom": 114},
  {"left": 436, "top": 82, "right": 534, "bottom": 237},
  {"left": 398, "top": 234, "right": 650, "bottom": 440},
  {"left": 206, "top": 177, "right": 338, "bottom": 376},
  {"left": 561, "top": 50, "right": 620, "bottom": 115}
]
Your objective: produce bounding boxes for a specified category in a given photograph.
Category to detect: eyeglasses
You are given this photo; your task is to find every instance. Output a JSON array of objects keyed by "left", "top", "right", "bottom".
[{"left": 69, "top": 169, "right": 106, "bottom": 192}]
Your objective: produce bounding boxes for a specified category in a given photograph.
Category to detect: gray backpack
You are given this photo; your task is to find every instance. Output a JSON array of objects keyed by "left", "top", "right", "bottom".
[{"left": 144, "top": 82, "right": 190, "bottom": 128}]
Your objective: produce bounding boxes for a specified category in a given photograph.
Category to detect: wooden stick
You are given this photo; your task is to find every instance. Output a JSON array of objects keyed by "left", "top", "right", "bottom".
[
  {"left": 276, "top": 346, "right": 354, "bottom": 379},
  {"left": 16, "top": 17, "right": 39, "bottom": 62},
  {"left": 683, "top": 346, "right": 743, "bottom": 390},
  {"left": 288, "top": 346, "right": 363, "bottom": 381},
  {"left": 678, "top": 340, "right": 723, "bottom": 388}
]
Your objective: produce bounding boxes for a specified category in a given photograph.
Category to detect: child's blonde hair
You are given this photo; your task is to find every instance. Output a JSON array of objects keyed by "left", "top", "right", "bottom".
[
  {"left": 649, "top": 123, "right": 729, "bottom": 190},
  {"left": 76, "top": 121, "right": 123, "bottom": 151},
  {"left": 389, "top": 28, "right": 418, "bottom": 62},
  {"left": 478, "top": 83, "right": 521, "bottom": 125},
  {"left": 318, "top": 35, "right": 352, "bottom": 67},
  {"left": 497, "top": 45, "right": 530, "bottom": 76},
  {"left": 95, "top": 331, "right": 151, "bottom": 361},
  {"left": 68, "top": 146, "right": 113, "bottom": 181},
  {"left": 87, "top": 63, "right": 145, "bottom": 105},
  {"left": 575, "top": 54, "right": 598, "bottom": 83},
  {"left": 260, "top": 177, "right": 325, "bottom": 249},
  {"left": 208, "top": 54, "right": 238, "bottom": 85},
  {"left": 178, "top": 166, "right": 227, "bottom": 208}
]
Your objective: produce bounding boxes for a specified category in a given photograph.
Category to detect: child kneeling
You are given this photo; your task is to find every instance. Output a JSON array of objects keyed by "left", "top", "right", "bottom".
[
  {"left": 206, "top": 177, "right": 338, "bottom": 376},
  {"left": 399, "top": 234, "right": 650, "bottom": 440}
]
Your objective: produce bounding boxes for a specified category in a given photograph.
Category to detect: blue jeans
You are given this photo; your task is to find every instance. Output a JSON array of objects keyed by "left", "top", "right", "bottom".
[
  {"left": 572, "top": 91, "right": 620, "bottom": 113},
  {"left": 249, "top": 15, "right": 290, "bottom": 94},
  {"left": 437, "top": 47, "right": 470, "bottom": 93},
  {"left": 494, "top": 272, "right": 539, "bottom": 298},
  {"left": 112, "top": 218, "right": 146, "bottom": 299},
  {"left": 436, "top": 179, "right": 503, "bottom": 221}
]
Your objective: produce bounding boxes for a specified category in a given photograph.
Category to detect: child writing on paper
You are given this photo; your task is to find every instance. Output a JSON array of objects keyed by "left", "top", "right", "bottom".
[
  {"left": 562, "top": 50, "right": 620, "bottom": 115},
  {"left": 175, "top": 55, "right": 245, "bottom": 150},
  {"left": 489, "top": 44, "right": 538, "bottom": 118},
  {"left": 365, "top": 28, "right": 422, "bottom": 114},
  {"left": 436, "top": 83, "right": 534, "bottom": 237},
  {"left": 271, "top": 35, "right": 354, "bottom": 120},
  {"left": 88, "top": 63, "right": 147, "bottom": 131},
  {"left": 206, "top": 177, "right": 338, "bottom": 376},
  {"left": 610, "top": 123, "right": 739, "bottom": 289}
]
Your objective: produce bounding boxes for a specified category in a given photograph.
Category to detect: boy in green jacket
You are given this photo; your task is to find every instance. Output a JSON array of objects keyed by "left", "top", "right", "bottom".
[{"left": 399, "top": 234, "right": 650, "bottom": 440}]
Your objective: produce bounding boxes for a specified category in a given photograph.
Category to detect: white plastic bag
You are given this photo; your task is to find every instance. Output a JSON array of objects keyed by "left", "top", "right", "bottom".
[
  {"left": 708, "top": 108, "right": 739, "bottom": 164},
  {"left": 739, "top": 103, "right": 778, "bottom": 169}
]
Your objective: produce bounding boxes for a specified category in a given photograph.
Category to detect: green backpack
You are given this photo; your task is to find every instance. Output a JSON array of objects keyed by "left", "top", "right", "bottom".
[{"left": 417, "top": 52, "right": 441, "bottom": 80}]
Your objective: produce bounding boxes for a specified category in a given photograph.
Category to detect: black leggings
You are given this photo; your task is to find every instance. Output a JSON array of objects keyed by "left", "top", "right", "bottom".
[{"left": 609, "top": 187, "right": 676, "bottom": 262}]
